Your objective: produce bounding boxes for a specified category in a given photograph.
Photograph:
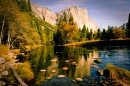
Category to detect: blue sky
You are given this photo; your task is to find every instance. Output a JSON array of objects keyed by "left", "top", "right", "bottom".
[{"left": 30, "top": 0, "right": 130, "bottom": 29}]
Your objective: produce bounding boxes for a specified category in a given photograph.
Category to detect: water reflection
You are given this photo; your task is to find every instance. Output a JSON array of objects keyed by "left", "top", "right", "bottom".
[
  {"left": 28, "top": 46, "right": 98, "bottom": 85},
  {"left": 27, "top": 46, "right": 130, "bottom": 86}
]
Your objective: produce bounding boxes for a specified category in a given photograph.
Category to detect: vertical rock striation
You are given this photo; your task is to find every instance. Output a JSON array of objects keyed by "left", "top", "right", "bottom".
[
  {"left": 31, "top": 4, "right": 98, "bottom": 32},
  {"left": 56, "top": 6, "right": 98, "bottom": 31},
  {"left": 31, "top": 3, "right": 57, "bottom": 25}
]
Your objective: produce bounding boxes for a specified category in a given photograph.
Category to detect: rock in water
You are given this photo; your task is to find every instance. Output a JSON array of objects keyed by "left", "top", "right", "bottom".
[
  {"left": 40, "top": 69, "right": 47, "bottom": 72},
  {"left": 75, "top": 78, "right": 83, "bottom": 82},
  {"left": 97, "top": 70, "right": 104, "bottom": 76},
  {"left": 62, "top": 67, "right": 68, "bottom": 71},
  {"left": 94, "top": 59, "right": 102, "bottom": 63},
  {"left": 58, "top": 75, "right": 65, "bottom": 78},
  {"left": 52, "top": 70, "right": 56, "bottom": 73}
]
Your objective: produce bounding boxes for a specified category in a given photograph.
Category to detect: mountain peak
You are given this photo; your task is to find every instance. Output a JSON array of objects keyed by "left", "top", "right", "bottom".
[{"left": 31, "top": 3, "right": 98, "bottom": 31}]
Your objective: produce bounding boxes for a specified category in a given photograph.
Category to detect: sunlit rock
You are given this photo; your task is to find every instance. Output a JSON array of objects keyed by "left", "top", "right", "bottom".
[
  {"left": 2, "top": 70, "right": 8, "bottom": 76},
  {"left": 58, "top": 75, "right": 65, "bottom": 78},
  {"left": 20, "top": 53, "right": 25, "bottom": 55},
  {"left": 50, "top": 58, "right": 58, "bottom": 62},
  {"left": 46, "top": 77, "right": 51, "bottom": 80},
  {"left": 31, "top": 4, "right": 98, "bottom": 32},
  {"left": 97, "top": 70, "right": 104, "bottom": 76},
  {"left": 62, "top": 67, "right": 68, "bottom": 71},
  {"left": 71, "top": 62, "right": 77, "bottom": 66},
  {"left": 57, "top": 6, "right": 98, "bottom": 32},
  {"left": 51, "top": 70, "right": 56, "bottom": 73},
  {"left": 65, "top": 60, "right": 70, "bottom": 63},
  {"left": 75, "top": 78, "right": 83, "bottom": 82},
  {"left": 91, "top": 65, "right": 98, "bottom": 68},
  {"left": 40, "top": 69, "right": 47, "bottom": 72}
]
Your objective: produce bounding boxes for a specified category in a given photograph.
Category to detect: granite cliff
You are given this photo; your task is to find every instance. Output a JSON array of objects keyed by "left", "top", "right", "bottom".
[
  {"left": 31, "top": 4, "right": 98, "bottom": 31},
  {"left": 31, "top": 3, "right": 57, "bottom": 25}
]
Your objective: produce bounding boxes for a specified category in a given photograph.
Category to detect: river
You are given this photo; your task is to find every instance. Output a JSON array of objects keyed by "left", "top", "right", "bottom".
[{"left": 25, "top": 45, "right": 130, "bottom": 86}]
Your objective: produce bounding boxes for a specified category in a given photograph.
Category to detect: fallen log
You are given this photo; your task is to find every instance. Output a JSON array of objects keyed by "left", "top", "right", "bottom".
[{"left": 10, "top": 66, "right": 28, "bottom": 86}]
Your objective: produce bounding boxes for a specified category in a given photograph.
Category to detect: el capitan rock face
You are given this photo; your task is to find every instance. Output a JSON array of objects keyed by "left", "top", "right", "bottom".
[
  {"left": 31, "top": 3, "right": 57, "bottom": 25},
  {"left": 31, "top": 4, "right": 98, "bottom": 31},
  {"left": 56, "top": 6, "right": 98, "bottom": 31}
]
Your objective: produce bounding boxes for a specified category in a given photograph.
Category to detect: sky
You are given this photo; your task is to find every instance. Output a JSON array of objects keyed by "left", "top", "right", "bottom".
[{"left": 30, "top": 0, "right": 130, "bottom": 29}]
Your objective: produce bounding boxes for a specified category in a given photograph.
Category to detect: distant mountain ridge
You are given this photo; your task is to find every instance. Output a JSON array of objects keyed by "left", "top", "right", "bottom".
[{"left": 31, "top": 3, "right": 98, "bottom": 32}]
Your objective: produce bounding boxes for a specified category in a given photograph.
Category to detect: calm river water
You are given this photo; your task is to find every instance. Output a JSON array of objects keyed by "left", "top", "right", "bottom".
[{"left": 26, "top": 46, "right": 130, "bottom": 86}]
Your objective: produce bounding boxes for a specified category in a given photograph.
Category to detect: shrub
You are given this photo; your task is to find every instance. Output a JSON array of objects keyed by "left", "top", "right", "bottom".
[
  {"left": 11, "top": 49, "right": 20, "bottom": 55},
  {"left": 14, "top": 61, "right": 34, "bottom": 81},
  {"left": 0, "top": 44, "right": 8, "bottom": 56}
]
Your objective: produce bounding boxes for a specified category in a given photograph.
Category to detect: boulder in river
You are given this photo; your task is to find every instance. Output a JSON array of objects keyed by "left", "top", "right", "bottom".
[
  {"left": 91, "top": 65, "right": 98, "bottom": 68},
  {"left": 40, "top": 69, "right": 47, "bottom": 72},
  {"left": 62, "top": 67, "right": 68, "bottom": 71},
  {"left": 52, "top": 70, "right": 56, "bottom": 73},
  {"left": 94, "top": 59, "right": 102, "bottom": 63},
  {"left": 75, "top": 78, "right": 83, "bottom": 82},
  {"left": 58, "top": 75, "right": 65, "bottom": 78}
]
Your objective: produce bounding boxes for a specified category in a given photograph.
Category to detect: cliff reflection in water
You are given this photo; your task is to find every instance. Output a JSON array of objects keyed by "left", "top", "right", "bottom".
[{"left": 28, "top": 46, "right": 99, "bottom": 85}]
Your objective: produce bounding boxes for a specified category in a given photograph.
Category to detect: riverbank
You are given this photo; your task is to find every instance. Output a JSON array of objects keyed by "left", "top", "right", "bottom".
[
  {"left": 64, "top": 40, "right": 103, "bottom": 46},
  {"left": 64, "top": 38, "right": 130, "bottom": 46}
]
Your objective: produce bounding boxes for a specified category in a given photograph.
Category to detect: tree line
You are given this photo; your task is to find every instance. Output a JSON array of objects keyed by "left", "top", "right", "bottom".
[
  {"left": 0, "top": 0, "right": 55, "bottom": 48},
  {"left": 54, "top": 13, "right": 129, "bottom": 45},
  {"left": 0, "top": 0, "right": 130, "bottom": 48}
]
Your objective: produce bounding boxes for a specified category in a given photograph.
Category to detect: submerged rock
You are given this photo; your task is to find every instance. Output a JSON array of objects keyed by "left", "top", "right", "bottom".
[{"left": 58, "top": 75, "right": 65, "bottom": 78}]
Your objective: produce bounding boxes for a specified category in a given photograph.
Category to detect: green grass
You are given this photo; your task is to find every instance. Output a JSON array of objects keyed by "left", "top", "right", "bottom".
[
  {"left": 104, "top": 63, "right": 130, "bottom": 84},
  {"left": 64, "top": 40, "right": 102, "bottom": 46}
]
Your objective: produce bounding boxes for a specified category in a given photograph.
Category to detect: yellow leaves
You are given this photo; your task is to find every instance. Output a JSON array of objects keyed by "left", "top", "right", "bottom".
[
  {"left": 0, "top": 45, "right": 8, "bottom": 56},
  {"left": 58, "top": 20, "right": 78, "bottom": 43},
  {"left": 113, "top": 28, "right": 126, "bottom": 39},
  {"left": 14, "top": 61, "right": 34, "bottom": 81}
]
